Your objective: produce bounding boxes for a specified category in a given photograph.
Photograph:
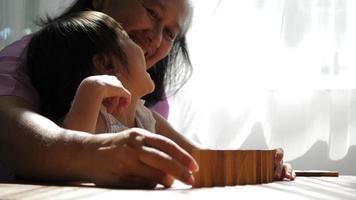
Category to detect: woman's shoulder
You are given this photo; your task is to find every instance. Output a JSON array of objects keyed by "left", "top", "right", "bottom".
[
  {"left": 0, "top": 35, "right": 32, "bottom": 58},
  {"left": 0, "top": 34, "right": 40, "bottom": 108}
]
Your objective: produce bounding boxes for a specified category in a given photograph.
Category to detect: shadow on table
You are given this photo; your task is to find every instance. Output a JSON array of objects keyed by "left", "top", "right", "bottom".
[{"left": 262, "top": 176, "right": 356, "bottom": 200}]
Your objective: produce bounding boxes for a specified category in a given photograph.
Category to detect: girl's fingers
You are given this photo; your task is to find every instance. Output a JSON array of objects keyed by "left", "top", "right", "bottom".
[
  {"left": 114, "top": 87, "right": 131, "bottom": 106},
  {"left": 274, "top": 161, "right": 284, "bottom": 180},
  {"left": 276, "top": 163, "right": 295, "bottom": 181},
  {"left": 274, "top": 148, "right": 284, "bottom": 164},
  {"left": 103, "top": 96, "right": 130, "bottom": 114},
  {"left": 115, "top": 97, "right": 130, "bottom": 113},
  {"left": 283, "top": 163, "right": 295, "bottom": 180},
  {"left": 102, "top": 82, "right": 131, "bottom": 113},
  {"left": 273, "top": 148, "right": 284, "bottom": 180},
  {"left": 103, "top": 97, "right": 117, "bottom": 113}
]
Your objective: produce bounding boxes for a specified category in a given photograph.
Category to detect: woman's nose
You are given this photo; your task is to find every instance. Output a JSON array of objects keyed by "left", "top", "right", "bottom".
[{"left": 147, "top": 25, "right": 163, "bottom": 49}]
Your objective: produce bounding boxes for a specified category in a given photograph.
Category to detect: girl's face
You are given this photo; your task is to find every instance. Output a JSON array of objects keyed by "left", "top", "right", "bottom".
[
  {"left": 113, "top": 33, "right": 155, "bottom": 98},
  {"left": 99, "top": 0, "right": 192, "bottom": 68}
]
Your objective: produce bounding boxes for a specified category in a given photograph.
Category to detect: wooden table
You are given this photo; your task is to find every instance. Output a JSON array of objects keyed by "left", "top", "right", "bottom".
[{"left": 1, "top": 176, "right": 355, "bottom": 200}]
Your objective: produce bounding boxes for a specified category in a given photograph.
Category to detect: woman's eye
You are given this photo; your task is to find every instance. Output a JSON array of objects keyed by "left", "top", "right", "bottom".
[
  {"left": 164, "top": 28, "right": 176, "bottom": 41},
  {"left": 146, "top": 8, "right": 159, "bottom": 20}
]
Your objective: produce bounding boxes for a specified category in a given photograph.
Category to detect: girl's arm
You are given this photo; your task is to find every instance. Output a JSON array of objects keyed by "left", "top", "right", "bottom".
[{"left": 63, "top": 75, "right": 131, "bottom": 133}]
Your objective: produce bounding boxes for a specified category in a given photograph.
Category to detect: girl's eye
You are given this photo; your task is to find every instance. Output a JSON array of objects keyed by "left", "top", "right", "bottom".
[{"left": 164, "top": 28, "right": 176, "bottom": 42}]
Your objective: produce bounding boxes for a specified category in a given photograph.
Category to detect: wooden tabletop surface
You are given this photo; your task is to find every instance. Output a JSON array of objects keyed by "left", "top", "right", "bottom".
[{"left": 1, "top": 176, "right": 355, "bottom": 200}]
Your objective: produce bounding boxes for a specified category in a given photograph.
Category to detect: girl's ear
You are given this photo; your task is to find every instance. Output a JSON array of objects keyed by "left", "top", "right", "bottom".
[
  {"left": 92, "top": 54, "right": 108, "bottom": 74},
  {"left": 92, "top": 0, "right": 104, "bottom": 10},
  {"left": 92, "top": 54, "right": 117, "bottom": 75}
]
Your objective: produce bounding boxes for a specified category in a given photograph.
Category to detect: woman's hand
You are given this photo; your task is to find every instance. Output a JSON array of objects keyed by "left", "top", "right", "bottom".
[
  {"left": 78, "top": 128, "right": 199, "bottom": 188},
  {"left": 274, "top": 148, "right": 296, "bottom": 181}
]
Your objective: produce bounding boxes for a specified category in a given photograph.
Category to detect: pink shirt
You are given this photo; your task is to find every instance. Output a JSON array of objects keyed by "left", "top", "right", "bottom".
[{"left": 0, "top": 35, "right": 40, "bottom": 108}]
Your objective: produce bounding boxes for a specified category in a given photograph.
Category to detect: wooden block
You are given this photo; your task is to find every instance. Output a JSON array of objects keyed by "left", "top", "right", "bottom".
[
  {"left": 225, "top": 150, "right": 235, "bottom": 186},
  {"left": 261, "top": 150, "right": 267, "bottom": 183},
  {"left": 191, "top": 149, "right": 275, "bottom": 187},
  {"left": 294, "top": 170, "right": 339, "bottom": 177},
  {"left": 246, "top": 150, "right": 256, "bottom": 184},
  {"left": 210, "top": 150, "right": 218, "bottom": 187},
  {"left": 266, "top": 151, "right": 272, "bottom": 183},
  {"left": 270, "top": 150, "right": 276, "bottom": 182},
  {"left": 236, "top": 150, "right": 245, "bottom": 185},
  {"left": 191, "top": 149, "right": 201, "bottom": 188},
  {"left": 267, "top": 150, "right": 273, "bottom": 183},
  {"left": 215, "top": 151, "right": 225, "bottom": 186},
  {"left": 256, "top": 150, "right": 261, "bottom": 184},
  {"left": 266, "top": 150, "right": 271, "bottom": 183},
  {"left": 203, "top": 150, "right": 213, "bottom": 187}
]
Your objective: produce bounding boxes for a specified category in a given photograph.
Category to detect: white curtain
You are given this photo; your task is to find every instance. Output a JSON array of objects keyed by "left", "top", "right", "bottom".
[
  {"left": 0, "top": 0, "right": 74, "bottom": 49},
  {"left": 169, "top": 0, "right": 356, "bottom": 175}
]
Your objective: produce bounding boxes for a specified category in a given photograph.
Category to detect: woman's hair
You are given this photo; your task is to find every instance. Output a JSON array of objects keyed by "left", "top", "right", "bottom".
[
  {"left": 26, "top": 11, "right": 127, "bottom": 122},
  {"left": 41, "top": 0, "right": 193, "bottom": 107}
]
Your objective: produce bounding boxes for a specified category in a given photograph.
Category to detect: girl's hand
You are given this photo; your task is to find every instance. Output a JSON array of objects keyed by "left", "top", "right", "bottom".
[
  {"left": 83, "top": 75, "right": 131, "bottom": 113},
  {"left": 64, "top": 75, "right": 131, "bottom": 133},
  {"left": 274, "top": 148, "right": 296, "bottom": 181},
  {"left": 103, "top": 96, "right": 129, "bottom": 114}
]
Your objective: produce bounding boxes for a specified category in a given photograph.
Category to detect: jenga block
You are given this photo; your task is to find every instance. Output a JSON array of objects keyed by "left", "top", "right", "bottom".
[
  {"left": 203, "top": 150, "right": 213, "bottom": 187},
  {"left": 261, "top": 150, "right": 267, "bottom": 183},
  {"left": 225, "top": 150, "right": 235, "bottom": 186},
  {"left": 270, "top": 150, "right": 276, "bottom": 182},
  {"left": 236, "top": 150, "right": 245, "bottom": 185},
  {"left": 246, "top": 150, "right": 256, "bottom": 184},
  {"left": 256, "top": 150, "right": 261, "bottom": 184},
  {"left": 268, "top": 150, "right": 271, "bottom": 183},
  {"left": 265, "top": 150, "right": 269, "bottom": 183},
  {"left": 215, "top": 151, "right": 225, "bottom": 186},
  {"left": 236, "top": 150, "right": 240, "bottom": 185},
  {"left": 191, "top": 149, "right": 201, "bottom": 187},
  {"left": 210, "top": 150, "right": 218, "bottom": 187},
  {"left": 294, "top": 170, "right": 339, "bottom": 177},
  {"left": 191, "top": 149, "right": 275, "bottom": 187}
]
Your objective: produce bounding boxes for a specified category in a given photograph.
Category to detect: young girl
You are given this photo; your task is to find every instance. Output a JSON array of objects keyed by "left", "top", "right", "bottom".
[{"left": 26, "top": 11, "right": 157, "bottom": 134}]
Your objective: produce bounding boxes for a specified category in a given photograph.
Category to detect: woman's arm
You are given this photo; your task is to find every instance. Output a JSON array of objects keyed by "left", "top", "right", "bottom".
[
  {"left": 63, "top": 75, "right": 131, "bottom": 133},
  {"left": 0, "top": 96, "right": 198, "bottom": 187},
  {"left": 152, "top": 110, "right": 204, "bottom": 153},
  {"left": 152, "top": 110, "right": 295, "bottom": 181},
  {"left": 0, "top": 96, "right": 89, "bottom": 181}
]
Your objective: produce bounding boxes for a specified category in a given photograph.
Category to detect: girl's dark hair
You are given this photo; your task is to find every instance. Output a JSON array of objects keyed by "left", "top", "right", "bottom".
[
  {"left": 41, "top": 0, "right": 193, "bottom": 107},
  {"left": 26, "top": 11, "right": 127, "bottom": 122}
]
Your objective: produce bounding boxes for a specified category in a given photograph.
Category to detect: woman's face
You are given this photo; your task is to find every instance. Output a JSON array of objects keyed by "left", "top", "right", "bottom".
[{"left": 99, "top": 0, "right": 192, "bottom": 68}]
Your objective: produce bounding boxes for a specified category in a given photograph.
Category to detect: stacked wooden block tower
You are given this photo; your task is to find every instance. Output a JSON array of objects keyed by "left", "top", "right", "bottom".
[{"left": 191, "top": 149, "right": 276, "bottom": 187}]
